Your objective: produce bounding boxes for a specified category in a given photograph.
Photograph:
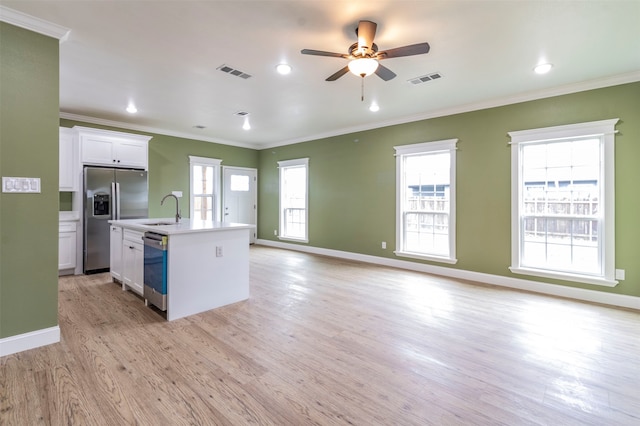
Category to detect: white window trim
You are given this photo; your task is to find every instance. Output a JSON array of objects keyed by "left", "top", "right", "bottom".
[
  {"left": 508, "top": 119, "right": 619, "bottom": 287},
  {"left": 394, "top": 139, "right": 458, "bottom": 264},
  {"left": 189, "top": 155, "right": 222, "bottom": 221},
  {"left": 277, "top": 158, "right": 309, "bottom": 243}
]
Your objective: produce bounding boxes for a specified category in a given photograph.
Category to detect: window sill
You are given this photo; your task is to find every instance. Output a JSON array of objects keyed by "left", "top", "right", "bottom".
[
  {"left": 394, "top": 251, "right": 458, "bottom": 265},
  {"left": 509, "top": 266, "right": 618, "bottom": 287},
  {"left": 278, "top": 236, "right": 308, "bottom": 244}
]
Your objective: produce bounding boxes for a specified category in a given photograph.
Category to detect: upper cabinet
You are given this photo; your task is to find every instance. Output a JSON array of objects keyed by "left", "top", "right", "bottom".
[
  {"left": 75, "top": 126, "right": 152, "bottom": 170},
  {"left": 59, "top": 127, "right": 78, "bottom": 191}
]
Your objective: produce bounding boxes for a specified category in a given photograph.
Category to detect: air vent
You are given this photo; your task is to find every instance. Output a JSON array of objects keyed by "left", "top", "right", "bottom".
[
  {"left": 217, "top": 64, "right": 252, "bottom": 79},
  {"left": 408, "top": 72, "right": 443, "bottom": 85}
]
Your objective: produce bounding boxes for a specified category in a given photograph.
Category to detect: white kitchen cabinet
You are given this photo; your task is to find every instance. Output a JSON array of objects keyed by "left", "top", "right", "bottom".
[
  {"left": 59, "top": 127, "right": 78, "bottom": 191},
  {"left": 76, "top": 126, "right": 151, "bottom": 170},
  {"left": 59, "top": 222, "right": 77, "bottom": 273},
  {"left": 110, "top": 225, "right": 123, "bottom": 282},
  {"left": 122, "top": 229, "right": 144, "bottom": 295}
]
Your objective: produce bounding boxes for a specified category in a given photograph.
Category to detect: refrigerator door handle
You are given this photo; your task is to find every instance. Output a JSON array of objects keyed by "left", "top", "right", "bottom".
[
  {"left": 115, "top": 182, "right": 121, "bottom": 220},
  {"left": 110, "top": 182, "right": 116, "bottom": 220}
]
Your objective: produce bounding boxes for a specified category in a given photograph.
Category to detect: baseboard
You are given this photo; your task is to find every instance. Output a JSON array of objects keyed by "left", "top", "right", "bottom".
[
  {"left": 0, "top": 326, "right": 60, "bottom": 358},
  {"left": 256, "top": 239, "right": 640, "bottom": 311}
]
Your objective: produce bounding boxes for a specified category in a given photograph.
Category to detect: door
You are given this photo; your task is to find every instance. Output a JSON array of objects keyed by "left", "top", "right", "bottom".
[
  {"left": 84, "top": 167, "right": 115, "bottom": 272},
  {"left": 115, "top": 169, "right": 148, "bottom": 219},
  {"left": 223, "top": 166, "right": 257, "bottom": 243}
]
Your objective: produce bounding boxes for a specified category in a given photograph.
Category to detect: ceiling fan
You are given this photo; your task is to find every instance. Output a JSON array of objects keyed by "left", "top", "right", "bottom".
[{"left": 301, "top": 20, "right": 430, "bottom": 82}]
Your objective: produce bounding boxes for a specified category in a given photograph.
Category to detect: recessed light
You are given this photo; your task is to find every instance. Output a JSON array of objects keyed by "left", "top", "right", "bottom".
[
  {"left": 369, "top": 103, "right": 380, "bottom": 112},
  {"left": 276, "top": 63, "right": 292, "bottom": 75},
  {"left": 534, "top": 63, "right": 553, "bottom": 74},
  {"left": 126, "top": 103, "right": 137, "bottom": 114},
  {"left": 242, "top": 115, "right": 251, "bottom": 130}
]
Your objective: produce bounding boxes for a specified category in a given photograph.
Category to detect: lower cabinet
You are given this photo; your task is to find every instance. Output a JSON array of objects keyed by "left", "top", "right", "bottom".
[
  {"left": 121, "top": 229, "right": 144, "bottom": 295},
  {"left": 110, "top": 225, "right": 123, "bottom": 281},
  {"left": 59, "top": 222, "right": 77, "bottom": 273}
]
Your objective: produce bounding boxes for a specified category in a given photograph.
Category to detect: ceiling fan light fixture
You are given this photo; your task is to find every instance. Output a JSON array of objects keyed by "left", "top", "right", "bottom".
[{"left": 348, "top": 57, "right": 379, "bottom": 77}]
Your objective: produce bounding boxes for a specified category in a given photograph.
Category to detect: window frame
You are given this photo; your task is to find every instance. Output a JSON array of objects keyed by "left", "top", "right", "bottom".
[
  {"left": 277, "top": 158, "right": 309, "bottom": 243},
  {"left": 189, "top": 155, "right": 222, "bottom": 222},
  {"left": 508, "top": 119, "right": 619, "bottom": 287},
  {"left": 394, "top": 139, "right": 458, "bottom": 264}
]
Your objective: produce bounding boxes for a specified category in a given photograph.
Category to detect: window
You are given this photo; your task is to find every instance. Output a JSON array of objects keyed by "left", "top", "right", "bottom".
[
  {"left": 395, "top": 139, "right": 457, "bottom": 263},
  {"left": 278, "top": 158, "right": 308, "bottom": 242},
  {"left": 509, "top": 119, "right": 618, "bottom": 286},
  {"left": 189, "top": 156, "right": 221, "bottom": 221}
]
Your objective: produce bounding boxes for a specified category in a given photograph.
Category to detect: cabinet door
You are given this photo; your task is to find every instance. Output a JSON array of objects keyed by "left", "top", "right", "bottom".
[
  {"left": 110, "top": 226, "right": 123, "bottom": 281},
  {"left": 59, "top": 231, "right": 76, "bottom": 270},
  {"left": 59, "top": 128, "right": 77, "bottom": 191},
  {"left": 122, "top": 242, "right": 136, "bottom": 289},
  {"left": 131, "top": 242, "right": 144, "bottom": 295},
  {"left": 115, "top": 140, "right": 147, "bottom": 169},
  {"left": 122, "top": 230, "right": 144, "bottom": 295},
  {"left": 81, "top": 135, "right": 115, "bottom": 166}
]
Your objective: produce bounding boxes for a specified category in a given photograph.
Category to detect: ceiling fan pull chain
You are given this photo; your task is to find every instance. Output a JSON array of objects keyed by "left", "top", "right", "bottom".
[{"left": 361, "top": 76, "right": 365, "bottom": 102}]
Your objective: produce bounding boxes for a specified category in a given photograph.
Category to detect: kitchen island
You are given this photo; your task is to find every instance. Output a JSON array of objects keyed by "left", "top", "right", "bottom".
[{"left": 108, "top": 218, "right": 254, "bottom": 321}]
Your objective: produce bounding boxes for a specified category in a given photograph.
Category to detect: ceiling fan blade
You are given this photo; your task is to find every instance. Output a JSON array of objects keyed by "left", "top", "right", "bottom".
[
  {"left": 374, "top": 63, "right": 397, "bottom": 81},
  {"left": 357, "top": 20, "right": 377, "bottom": 52},
  {"left": 301, "top": 49, "right": 349, "bottom": 58},
  {"left": 326, "top": 66, "right": 350, "bottom": 81},
  {"left": 377, "top": 42, "right": 430, "bottom": 59}
]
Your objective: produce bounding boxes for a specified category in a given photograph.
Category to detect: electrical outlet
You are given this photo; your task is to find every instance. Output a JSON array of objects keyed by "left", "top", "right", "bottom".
[
  {"left": 172, "top": 191, "right": 183, "bottom": 197},
  {"left": 615, "top": 269, "right": 625, "bottom": 280},
  {"left": 381, "top": 241, "right": 387, "bottom": 249},
  {"left": 216, "top": 246, "right": 223, "bottom": 257},
  {"left": 274, "top": 229, "right": 277, "bottom": 236}
]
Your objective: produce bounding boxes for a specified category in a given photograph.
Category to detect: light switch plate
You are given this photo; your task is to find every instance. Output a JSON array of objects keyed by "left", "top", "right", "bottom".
[
  {"left": 615, "top": 269, "right": 625, "bottom": 280},
  {"left": 172, "top": 191, "right": 183, "bottom": 198},
  {"left": 2, "top": 177, "right": 40, "bottom": 193}
]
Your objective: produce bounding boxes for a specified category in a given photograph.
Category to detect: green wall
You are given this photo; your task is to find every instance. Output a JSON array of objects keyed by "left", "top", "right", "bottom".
[
  {"left": 59, "top": 192, "right": 73, "bottom": 211},
  {"left": 258, "top": 82, "right": 640, "bottom": 298},
  {"left": 59, "top": 119, "right": 259, "bottom": 218},
  {"left": 0, "top": 23, "right": 60, "bottom": 338}
]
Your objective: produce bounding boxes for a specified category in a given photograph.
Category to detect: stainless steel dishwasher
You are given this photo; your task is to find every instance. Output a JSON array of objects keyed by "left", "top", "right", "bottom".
[{"left": 143, "top": 232, "right": 168, "bottom": 311}]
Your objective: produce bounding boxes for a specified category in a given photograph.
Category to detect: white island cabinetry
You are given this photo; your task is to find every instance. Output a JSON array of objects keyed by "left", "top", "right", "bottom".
[
  {"left": 108, "top": 219, "right": 253, "bottom": 321},
  {"left": 122, "top": 230, "right": 144, "bottom": 295},
  {"left": 109, "top": 225, "right": 123, "bottom": 281}
]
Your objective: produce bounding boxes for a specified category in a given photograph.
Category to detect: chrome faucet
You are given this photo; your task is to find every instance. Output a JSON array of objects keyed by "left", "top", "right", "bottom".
[{"left": 161, "top": 194, "right": 181, "bottom": 223}]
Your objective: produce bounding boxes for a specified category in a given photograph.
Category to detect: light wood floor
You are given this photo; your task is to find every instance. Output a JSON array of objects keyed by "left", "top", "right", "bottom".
[{"left": 1, "top": 246, "right": 639, "bottom": 425}]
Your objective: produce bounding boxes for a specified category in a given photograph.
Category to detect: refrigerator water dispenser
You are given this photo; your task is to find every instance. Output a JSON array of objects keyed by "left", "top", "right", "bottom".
[{"left": 92, "top": 193, "right": 110, "bottom": 217}]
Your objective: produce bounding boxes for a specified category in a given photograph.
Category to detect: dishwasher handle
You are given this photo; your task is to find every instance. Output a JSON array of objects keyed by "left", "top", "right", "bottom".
[{"left": 143, "top": 233, "right": 168, "bottom": 250}]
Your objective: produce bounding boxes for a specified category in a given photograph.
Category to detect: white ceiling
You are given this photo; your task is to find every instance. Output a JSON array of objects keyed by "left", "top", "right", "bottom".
[{"left": 2, "top": 1, "right": 639, "bottom": 149}]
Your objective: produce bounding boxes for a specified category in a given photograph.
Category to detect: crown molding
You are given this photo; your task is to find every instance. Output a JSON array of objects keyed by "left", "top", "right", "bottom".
[
  {"left": 62, "top": 71, "right": 640, "bottom": 151},
  {"left": 59, "top": 112, "right": 257, "bottom": 150},
  {"left": 0, "top": 5, "right": 70, "bottom": 42},
  {"left": 262, "top": 71, "right": 640, "bottom": 149}
]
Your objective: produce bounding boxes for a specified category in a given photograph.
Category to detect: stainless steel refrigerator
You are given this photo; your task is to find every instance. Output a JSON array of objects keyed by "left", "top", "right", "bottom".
[{"left": 84, "top": 166, "right": 148, "bottom": 273}]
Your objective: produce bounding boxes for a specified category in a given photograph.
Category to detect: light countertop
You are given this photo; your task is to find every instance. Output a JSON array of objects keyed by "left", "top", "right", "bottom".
[
  {"left": 59, "top": 211, "right": 80, "bottom": 221},
  {"left": 108, "top": 218, "right": 255, "bottom": 236}
]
